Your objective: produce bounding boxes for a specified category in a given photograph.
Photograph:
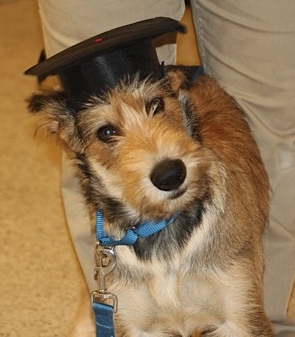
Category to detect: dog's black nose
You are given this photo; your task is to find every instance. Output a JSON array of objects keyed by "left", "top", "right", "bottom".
[{"left": 150, "top": 159, "right": 186, "bottom": 191}]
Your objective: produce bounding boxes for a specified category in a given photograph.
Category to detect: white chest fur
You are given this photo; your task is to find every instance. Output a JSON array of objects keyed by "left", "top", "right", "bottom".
[{"left": 109, "top": 241, "right": 230, "bottom": 336}]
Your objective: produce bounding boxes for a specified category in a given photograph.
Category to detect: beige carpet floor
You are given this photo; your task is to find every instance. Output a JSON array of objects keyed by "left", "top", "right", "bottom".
[
  {"left": 0, "top": 1, "right": 294, "bottom": 337},
  {"left": 0, "top": 1, "right": 84, "bottom": 336}
]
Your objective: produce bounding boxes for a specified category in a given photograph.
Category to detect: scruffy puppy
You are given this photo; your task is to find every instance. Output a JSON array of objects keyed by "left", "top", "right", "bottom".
[{"left": 27, "top": 67, "right": 273, "bottom": 336}]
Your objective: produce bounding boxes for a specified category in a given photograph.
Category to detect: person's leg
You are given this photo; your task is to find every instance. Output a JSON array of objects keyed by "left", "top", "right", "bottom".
[
  {"left": 37, "top": 0, "right": 185, "bottom": 292},
  {"left": 38, "top": 0, "right": 185, "bottom": 61},
  {"left": 191, "top": 1, "right": 295, "bottom": 335}
]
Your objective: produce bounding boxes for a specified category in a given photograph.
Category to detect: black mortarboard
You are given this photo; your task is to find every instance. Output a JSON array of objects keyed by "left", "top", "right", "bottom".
[{"left": 25, "top": 17, "right": 185, "bottom": 110}]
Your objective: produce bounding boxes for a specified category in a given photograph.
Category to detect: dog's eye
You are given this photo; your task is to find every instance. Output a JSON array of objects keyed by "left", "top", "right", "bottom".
[
  {"left": 97, "top": 125, "right": 118, "bottom": 142},
  {"left": 149, "top": 98, "right": 163, "bottom": 115}
]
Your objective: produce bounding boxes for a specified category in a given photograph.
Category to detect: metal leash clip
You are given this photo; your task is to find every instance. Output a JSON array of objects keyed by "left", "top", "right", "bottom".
[{"left": 92, "top": 244, "right": 118, "bottom": 312}]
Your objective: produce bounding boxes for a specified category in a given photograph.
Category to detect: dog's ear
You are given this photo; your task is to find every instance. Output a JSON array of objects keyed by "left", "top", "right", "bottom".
[
  {"left": 165, "top": 66, "right": 188, "bottom": 94},
  {"left": 27, "top": 90, "right": 77, "bottom": 147},
  {"left": 166, "top": 66, "right": 204, "bottom": 94}
]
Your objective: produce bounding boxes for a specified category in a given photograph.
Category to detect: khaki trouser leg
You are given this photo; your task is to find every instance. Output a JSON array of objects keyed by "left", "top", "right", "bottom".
[{"left": 191, "top": 1, "right": 295, "bottom": 334}]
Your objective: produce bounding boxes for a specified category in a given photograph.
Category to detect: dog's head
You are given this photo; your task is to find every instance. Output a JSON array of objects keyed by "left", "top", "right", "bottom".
[{"left": 27, "top": 69, "right": 226, "bottom": 239}]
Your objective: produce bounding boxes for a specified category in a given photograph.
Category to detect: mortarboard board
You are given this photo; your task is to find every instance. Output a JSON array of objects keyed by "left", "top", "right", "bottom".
[{"left": 25, "top": 17, "right": 185, "bottom": 111}]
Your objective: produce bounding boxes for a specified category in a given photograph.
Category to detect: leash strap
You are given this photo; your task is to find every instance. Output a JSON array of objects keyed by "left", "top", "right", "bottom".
[{"left": 93, "top": 302, "right": 115, "bottom": 337}]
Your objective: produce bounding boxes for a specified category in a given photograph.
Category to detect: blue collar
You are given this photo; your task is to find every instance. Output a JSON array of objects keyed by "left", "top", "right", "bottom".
[{"left": 96, "top": 210, "right": 179, "bottom": 246}]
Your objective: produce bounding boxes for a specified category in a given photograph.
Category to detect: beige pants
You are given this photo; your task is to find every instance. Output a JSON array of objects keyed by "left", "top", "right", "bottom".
[{"left": 38, "top": 1, "right": 295, "bottom": 335}]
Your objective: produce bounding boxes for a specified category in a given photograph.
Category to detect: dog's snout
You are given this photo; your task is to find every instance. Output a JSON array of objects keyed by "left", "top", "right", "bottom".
[{"left": 150, "top": 159, "right": 186, "bottom": 191}]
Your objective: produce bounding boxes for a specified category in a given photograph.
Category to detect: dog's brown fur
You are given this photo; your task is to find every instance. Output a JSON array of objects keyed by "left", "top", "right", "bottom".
[{"left": 27, "top": 68, "right": 273, "bottom": 336}]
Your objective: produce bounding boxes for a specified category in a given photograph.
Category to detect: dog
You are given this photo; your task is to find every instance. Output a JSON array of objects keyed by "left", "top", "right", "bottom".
[{"left": 27, "top": 67, "right": 274, "bottom": 336}]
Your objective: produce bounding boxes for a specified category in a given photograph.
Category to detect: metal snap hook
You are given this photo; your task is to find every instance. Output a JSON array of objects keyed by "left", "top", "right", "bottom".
[
  {"left": 94, "top": 245, "right": 116, "bottom": 291},
  {"left": 93, "top": 244, "right": 118, "bottom": 311}
]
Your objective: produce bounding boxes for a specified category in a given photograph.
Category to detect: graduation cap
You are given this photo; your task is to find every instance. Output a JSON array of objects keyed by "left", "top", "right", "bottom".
[{"left": 25, "top": 17, "right": 185, "bottom": 111}]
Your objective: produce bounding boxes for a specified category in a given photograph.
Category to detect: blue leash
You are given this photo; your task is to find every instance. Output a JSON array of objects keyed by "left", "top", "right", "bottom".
[
  {"left": 93, "top": 302, "right": 115, "bottom": 337},
  {"left": 92, "top": 245, "right": 117, "bottom": 337},
  {"left": 92, "top": 210, "right": 179, "bottom": 337}
]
